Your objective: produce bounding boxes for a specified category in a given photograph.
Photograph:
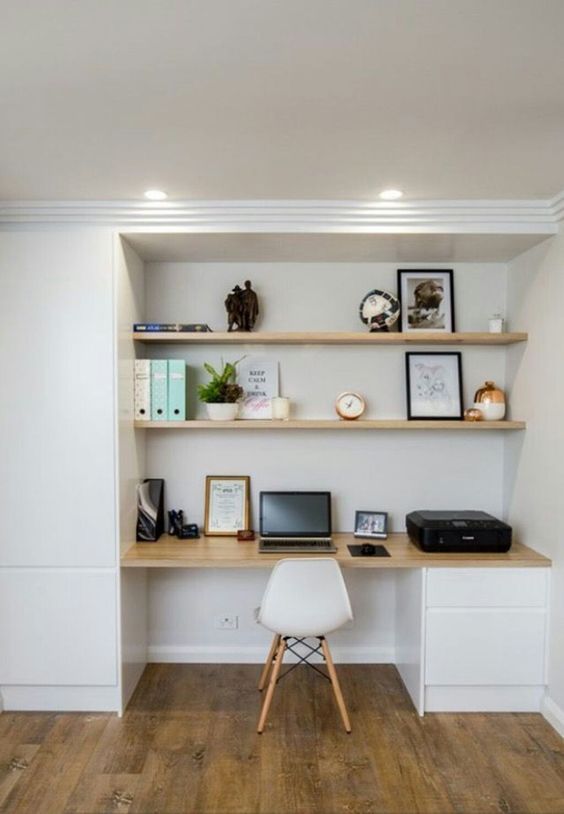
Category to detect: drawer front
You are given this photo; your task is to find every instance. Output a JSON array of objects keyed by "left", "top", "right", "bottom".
[
  {"left": 425, "top": 608, "right": 546, "bottom": 685},
  {"left": 426, "top": 568, "right": 548, "bottom": 608}
]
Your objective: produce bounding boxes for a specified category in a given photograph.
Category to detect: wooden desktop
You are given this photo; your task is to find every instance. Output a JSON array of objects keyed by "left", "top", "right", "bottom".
[{"left": 121, "top": 532, "right": 549, "bottom": 569}]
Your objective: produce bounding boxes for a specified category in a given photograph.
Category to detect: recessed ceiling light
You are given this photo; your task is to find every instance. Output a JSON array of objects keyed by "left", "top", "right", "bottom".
[
  {"left": 144, "top": 189, "right": 168, "bottom": 201},
  {"left": 379, "top": 189, "right": 403, "bottom": 201}
]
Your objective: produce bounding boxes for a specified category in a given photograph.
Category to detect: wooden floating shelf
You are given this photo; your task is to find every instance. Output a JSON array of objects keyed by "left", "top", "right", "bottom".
[
  {"left": 133, "top": 331, "right": 527, "bottom": 346},
  {"left": 134, "top": 419, "right": 526, "bottom": 431}
]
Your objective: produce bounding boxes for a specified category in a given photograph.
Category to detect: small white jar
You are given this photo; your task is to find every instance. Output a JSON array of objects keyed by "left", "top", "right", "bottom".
[{"left": 489, "top": 314, "right": 505, "bottom": 333}]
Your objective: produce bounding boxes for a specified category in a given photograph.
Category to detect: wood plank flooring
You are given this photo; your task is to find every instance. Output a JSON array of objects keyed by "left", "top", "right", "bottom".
[{"left": 1, "top": 664, "right": 564, "bottom": 814}]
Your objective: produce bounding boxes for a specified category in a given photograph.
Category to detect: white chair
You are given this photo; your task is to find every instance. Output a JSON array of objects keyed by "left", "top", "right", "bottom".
[{"left": 256, "top": 558, "right": 354, "bottom": 734}]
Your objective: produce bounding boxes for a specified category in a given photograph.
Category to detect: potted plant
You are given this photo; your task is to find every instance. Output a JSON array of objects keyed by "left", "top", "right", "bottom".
[{"left": 197, "top": 360, "right": 244, "bottom": 421}]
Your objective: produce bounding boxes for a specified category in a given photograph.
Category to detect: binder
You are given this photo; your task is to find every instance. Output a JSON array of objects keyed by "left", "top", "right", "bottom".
[
  {"left": 134, "top": 360, "right": 151, "bottom": 420},
  {"left": 167, "top": 359, "right": 186, "bottom": 420},
  {"left": 151, "top": 360, "right": 168, "bottom": 420}
]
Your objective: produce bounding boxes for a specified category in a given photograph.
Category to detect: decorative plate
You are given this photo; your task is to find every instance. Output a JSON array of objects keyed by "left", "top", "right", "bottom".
[{"left": 359, "top": 289, "right": 400, "bottom": 332}]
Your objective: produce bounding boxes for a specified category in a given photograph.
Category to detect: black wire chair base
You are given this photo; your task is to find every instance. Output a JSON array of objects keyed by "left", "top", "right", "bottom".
[{"left": 277, "top": 636, "right": 330, "bottom": 682}]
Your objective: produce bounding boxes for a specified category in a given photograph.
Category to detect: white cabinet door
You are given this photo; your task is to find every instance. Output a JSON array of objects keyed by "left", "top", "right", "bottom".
[
  {"left": 425, "top": 607, "right": 546, "bottom": 686},
  {"left": 0, "top": 231, "right": 116, "bottom": 568},
  {"left": 0, "top": 569, "right": 117, "bottom": 686}
]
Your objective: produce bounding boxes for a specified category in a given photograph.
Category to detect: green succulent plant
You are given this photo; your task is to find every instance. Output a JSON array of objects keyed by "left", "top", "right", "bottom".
[{"left": 197, "top": 360, "right": 245, "bottom": 404}]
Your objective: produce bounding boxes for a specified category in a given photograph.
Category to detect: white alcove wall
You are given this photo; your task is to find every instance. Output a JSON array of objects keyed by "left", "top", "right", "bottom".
[{"left": 128, "top": 257, "right": 512, "bottom": 663}]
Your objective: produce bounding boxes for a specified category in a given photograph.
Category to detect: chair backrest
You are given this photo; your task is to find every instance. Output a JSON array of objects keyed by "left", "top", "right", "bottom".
[{"left": 258, "top": 558, "right": 353, "bottom": 638}]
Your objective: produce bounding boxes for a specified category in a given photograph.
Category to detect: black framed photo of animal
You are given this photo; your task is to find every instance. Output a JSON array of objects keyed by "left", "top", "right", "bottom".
[
  {"left": 397, "top": 269, "right": 455, "bottom": 332},
  {"left": 405, "top": 351, "right": 463, "bottom": 420}
]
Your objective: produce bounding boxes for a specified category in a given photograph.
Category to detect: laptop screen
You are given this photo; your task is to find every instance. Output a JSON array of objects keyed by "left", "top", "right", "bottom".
[{"left": 259, "top": 492, "right": 331, "bottom": 537}]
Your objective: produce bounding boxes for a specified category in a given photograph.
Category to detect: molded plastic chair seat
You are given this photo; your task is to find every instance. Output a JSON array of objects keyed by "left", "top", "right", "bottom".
[
  {"left": 256, "top": 558, "right": 354, "bottom": 734},
  {"left": 257, "top": 558, "right": 353, "bottom": 638}
]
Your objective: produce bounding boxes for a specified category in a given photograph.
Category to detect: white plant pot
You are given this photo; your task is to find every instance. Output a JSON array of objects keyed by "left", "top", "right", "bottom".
[
  {"left": 206, "top": 402, "right": 239, "bottom": 421},
  {"left": 473, "top": 402, "right": 506, "bottom": 421}
]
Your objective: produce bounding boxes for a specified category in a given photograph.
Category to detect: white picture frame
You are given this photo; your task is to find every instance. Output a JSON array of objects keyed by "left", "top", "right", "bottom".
[{"left": 237, "top": 356, "right": 279, "bottom": 419}]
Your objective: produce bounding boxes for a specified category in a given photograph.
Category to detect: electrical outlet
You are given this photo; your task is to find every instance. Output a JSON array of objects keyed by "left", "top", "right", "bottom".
[{"left": 216, "top": 615, "right": 238, "bottom": 630}]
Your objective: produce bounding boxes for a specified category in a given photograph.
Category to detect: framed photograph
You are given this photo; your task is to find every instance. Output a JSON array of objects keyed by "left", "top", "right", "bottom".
[
  {"left": 397, "top": 269, "right": 455, "bottom": 332},
  {"left": 354, "top": 511, "right": 388, "bottom": 539},
  {"left": 405, "top": 352, "right": 463, "bottom": 420},
  {"left": 204, "top": 476, "right": 250, "bottom": 536}
]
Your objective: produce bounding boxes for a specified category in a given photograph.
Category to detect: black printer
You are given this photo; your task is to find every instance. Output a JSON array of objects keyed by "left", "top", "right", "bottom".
[{"left": 406, "top": 510, "right": 512, "bottom": 553}]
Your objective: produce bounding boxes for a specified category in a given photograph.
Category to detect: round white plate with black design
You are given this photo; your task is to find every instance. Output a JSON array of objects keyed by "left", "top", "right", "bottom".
[{"left": 359, "top": 289, "right": 400, "bottom": 332}]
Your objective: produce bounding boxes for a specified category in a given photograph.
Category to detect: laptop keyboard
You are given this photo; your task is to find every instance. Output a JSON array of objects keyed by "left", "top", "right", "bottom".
[{"left": 260, "top": 538, "right": 336, "bottom": 552}]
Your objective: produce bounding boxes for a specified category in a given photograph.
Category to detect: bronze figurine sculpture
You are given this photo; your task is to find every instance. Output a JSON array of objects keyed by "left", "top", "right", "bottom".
[{"left": 225, "top": 280, "right": 259, "bottom": 331}]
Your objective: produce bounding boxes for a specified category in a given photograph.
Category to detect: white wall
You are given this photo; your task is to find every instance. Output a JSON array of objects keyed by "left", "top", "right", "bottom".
[
  {"left": 504, "top": 230, "right": 564, "bottom": 733},
  {"left": 0, "top": 229, "right": 120, "bottom": 710},
  {"left": 142, "top": 261, "right": 510, "bottom": 660}
]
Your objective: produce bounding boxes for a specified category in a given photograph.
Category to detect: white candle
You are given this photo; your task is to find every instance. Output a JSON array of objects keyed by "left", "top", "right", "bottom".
[{"left": 271, "top": 397, "right": 290, "bottom": 420}]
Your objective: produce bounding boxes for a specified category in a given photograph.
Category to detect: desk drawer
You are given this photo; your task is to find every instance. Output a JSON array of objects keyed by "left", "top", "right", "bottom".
[
  {"left": 426, "top": 568, "right": 548, "bottom": 608},
  {"left": 425, "top": 608, "right": 546, "bottom": 685}
]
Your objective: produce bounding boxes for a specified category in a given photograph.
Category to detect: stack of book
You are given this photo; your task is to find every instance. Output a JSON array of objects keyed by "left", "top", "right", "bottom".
[
  {"left": 134, "top": 323, "right": 212, "bottom": 333},
  {"left": 134, "top": 360, "right": 187, "bottom": 421}
]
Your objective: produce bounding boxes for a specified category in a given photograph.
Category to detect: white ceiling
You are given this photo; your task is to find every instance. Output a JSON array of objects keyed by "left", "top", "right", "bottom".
[
  {"left": 123, "top": 232, "right": 550, "bottom": 263},
  {"left": 2, "top": 0, "right": 564, "bottom": 202}
]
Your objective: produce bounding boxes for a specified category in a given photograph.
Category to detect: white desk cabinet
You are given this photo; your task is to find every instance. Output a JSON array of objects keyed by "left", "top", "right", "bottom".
[{"left": 397, "top": 567, "right": 549, "bottom": 714}]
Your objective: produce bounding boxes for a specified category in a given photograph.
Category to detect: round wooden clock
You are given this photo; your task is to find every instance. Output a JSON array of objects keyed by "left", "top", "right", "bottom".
[{"left": 335, "top": 392, "right": 366, "bottom": 420}]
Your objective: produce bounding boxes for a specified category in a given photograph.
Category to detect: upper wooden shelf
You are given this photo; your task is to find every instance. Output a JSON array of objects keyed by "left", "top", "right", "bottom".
[
  {"left": 134, "top": 419, "right": 525, "bottom": 431},
  {"left": 132, "top": 331, "right": 527, "bottom": 346}
]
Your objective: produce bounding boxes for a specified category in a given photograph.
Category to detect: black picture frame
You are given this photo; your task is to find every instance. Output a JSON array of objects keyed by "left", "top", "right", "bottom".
[
  {"left": 397, "top": 269, "right": 455, "bottom": 332},
  {"left": 354, "top": 510, "right": 388, "bottom": 539},
  {"left": 405, "top": 351, "right": 463, "bottom": 420}
]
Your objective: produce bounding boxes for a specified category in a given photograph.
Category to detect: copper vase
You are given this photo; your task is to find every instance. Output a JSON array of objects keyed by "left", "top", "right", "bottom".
[{"left": 473, "top": 381, "right": 506, "bottom": 421}]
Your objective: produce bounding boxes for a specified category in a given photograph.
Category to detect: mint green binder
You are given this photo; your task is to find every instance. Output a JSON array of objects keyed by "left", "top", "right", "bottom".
[
  {"left": 167, "top": 360, "right": 186, "bottom": 420},
  {"left": 151, "top": 360, "right": 168, "bottom": 420}
]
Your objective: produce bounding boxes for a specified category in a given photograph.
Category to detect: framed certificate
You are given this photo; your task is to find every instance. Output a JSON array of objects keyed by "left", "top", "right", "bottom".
[{"left": 204, "top": 476, "right": 250, "bottom": 536}]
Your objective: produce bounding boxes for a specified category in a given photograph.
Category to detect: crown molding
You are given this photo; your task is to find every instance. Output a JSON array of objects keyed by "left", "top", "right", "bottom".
[
  {"left": 0, "top": 197, "right": 561, "bottom": 233},
  {"left": 549, "top": 191, "right": 564, "bottom": 223}
]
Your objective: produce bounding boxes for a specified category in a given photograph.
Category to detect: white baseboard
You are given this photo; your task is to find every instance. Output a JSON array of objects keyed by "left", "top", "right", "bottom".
[
  {"left": 0, "top": 684, "right": 120, "bottom": 712},
  {"left": 147, "top": 644, "right": 395, "bottom": 664},
  {"left": 425, "top": 685, "right": 545, "bottom": 712},
  {"left": 542, "top": 694, "right": 564, "bottom": 738}
]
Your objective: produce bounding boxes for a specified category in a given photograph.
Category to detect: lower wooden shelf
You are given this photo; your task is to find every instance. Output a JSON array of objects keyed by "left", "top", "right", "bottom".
[{"left": 134, "top": 419, "right": 525, "bottom": 431}]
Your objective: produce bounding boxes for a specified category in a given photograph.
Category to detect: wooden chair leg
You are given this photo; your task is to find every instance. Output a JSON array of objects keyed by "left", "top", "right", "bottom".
[
  {"left": 257, "top": 639, "right": 286, "bottom": 733},
  {"left": 258, "top": 634, "right": 281, "bottom": 691},
  {"left": 321, "top": 638, "right": 352, "bottom": 733}
]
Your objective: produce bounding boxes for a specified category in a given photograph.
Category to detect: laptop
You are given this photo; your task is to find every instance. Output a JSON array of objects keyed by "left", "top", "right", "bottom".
[{"left": 258, "top": 491, "right": 336, "bottom": 553}]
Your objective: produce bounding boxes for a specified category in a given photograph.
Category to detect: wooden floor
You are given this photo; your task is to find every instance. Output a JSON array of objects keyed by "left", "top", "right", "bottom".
[{"left": 1, "top": 665, "right": 564, "bottom": 814}]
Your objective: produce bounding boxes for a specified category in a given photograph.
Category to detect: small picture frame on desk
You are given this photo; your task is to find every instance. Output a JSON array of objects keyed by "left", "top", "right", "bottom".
[
  {"left": 354, "top": 511, "right": 388, "bottom": 539},
  {"left": 204, "top": 476, "right": 250, "bottom": 536}
]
